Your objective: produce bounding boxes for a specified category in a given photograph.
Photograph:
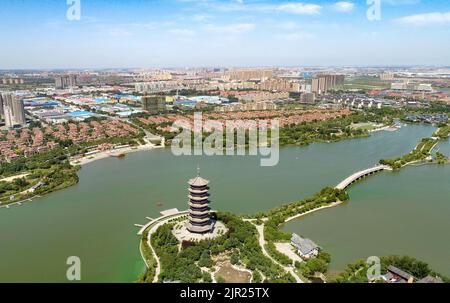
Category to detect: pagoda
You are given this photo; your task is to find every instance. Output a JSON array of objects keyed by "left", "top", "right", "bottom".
[{"left": 186, "top": 169, "right": 213, "bottom": 234}]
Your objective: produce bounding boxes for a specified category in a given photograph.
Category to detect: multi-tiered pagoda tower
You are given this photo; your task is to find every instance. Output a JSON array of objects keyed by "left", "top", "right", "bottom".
[{"left": 186, "top": 171, "right": 213, "bottom": 234}]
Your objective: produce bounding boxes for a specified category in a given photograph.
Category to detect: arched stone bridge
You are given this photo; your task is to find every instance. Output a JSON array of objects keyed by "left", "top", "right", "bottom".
[{"left": 336, "top": 165, "right": 391, "bottom": 190}]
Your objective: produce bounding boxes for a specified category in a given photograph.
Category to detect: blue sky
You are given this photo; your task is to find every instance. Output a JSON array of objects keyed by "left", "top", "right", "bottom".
[{"left": 0, "top": 0, "right": 449, "bottom": 69}]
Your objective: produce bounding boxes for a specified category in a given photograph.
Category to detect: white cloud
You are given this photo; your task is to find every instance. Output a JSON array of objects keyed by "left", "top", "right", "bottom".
[
  {"left": 331, "top": 2, "right": 354, "bottom": 13},
  {"left": 395, "top": 11, "right": 450, "bottom": 25},
  {"left": 200, "top": 1, "right": 322, "bottom": 15},
  {"left": 276, "top": 3, "right": 322, "bottom": 15},
  {"left": 205, "top": 23, "right": 255, "bottom": 34},
  {"left": 383, "top": 0, "right": 420, "bottom": 5}
]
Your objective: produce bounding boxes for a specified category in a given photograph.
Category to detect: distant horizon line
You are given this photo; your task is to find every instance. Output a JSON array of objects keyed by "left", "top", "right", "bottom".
[{"left": 1, "top": 65, "right": 450, "bottom": 72}]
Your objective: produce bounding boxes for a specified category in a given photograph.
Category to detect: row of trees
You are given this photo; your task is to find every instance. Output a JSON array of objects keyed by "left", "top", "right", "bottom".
[
  {"left": 380, "top": 138, "right": 438, "bottom": 169},
  {"left": 258, "top": 187, "right": 349, "bottom": 243},
  {"left": 136, "top": 229, "right": 159, "bottom": 283},
  {"left": 434, "top": 123, "right": 450, "bottom": 139}
]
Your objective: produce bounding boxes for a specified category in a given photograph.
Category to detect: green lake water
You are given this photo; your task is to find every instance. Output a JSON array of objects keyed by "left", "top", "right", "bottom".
[{"left": 1, "top": 124, "right": 448, "bottom": 282}]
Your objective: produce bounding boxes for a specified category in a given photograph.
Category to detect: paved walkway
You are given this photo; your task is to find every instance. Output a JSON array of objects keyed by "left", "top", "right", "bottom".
[
  {"left": 275, "top": 243, "right": 303, "bottom": 263},
  {"left": 0, "top": 173, "right": 30, "bottom": 183},
  {"left": 253, "top": 223, "right": 304, "bottom": 283},
  {"left": 138, "top": 210, "right": 189, "bottom": 283}
]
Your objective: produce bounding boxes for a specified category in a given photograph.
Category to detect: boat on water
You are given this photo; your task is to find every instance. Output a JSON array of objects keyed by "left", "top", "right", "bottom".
[{"left": 110, "top": 153, "right": 126, "bottom": 158}]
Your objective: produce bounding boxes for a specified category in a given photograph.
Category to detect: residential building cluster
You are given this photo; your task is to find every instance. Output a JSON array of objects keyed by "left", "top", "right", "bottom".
[
  {"left": 0, "top": 119, "right": 139, "bottom": 163},
  {"left": 226, "top": 69, "right": 273, "bottom": 81},
  {"left": 405, "top": 114, "right": 448, "bottom": 124},
  {"left": 1, "top": 78, "right": 24, "bottom": 85},
  {"left": 48, "top": 120, "right": 139, "bottom": 144},
  {"left": 214, "top": 101, "right": 277, "bottom": 112},
  {"left": 0, "top": 128, "right": 57, "bottom": 163},
  {"left": 236, "top": 92, "right": 290, "bottom": 103},
  {"left": 135, "top": 81, "right": 179, "bottom": 93},
  {"left": 391, "top": 81, "right": 433, "bottom": 92},
  {"left": 134, "top": 71, "right": 173, "bottom": 82},
  {"left": 137, "top": 108, "right": 352, "bottom": 132}
]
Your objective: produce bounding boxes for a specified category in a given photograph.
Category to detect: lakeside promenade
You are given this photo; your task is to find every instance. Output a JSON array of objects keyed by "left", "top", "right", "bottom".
[{"left": 70, "top": 143, "right": 162, "bottom": 166}]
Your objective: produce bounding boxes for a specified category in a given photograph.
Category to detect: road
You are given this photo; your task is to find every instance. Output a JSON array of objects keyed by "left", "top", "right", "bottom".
[
  {"left": 0, "top": 173, "right": 30, "bottom": 183},
  {"left": 146, "top": 231, "right": 161, "bottom": 283},
  {"left": 139, "top": 211, "right": 190, "bottom": 283},
  {"left": 253, "top": 223, "right": 304, "bottom": 283}
]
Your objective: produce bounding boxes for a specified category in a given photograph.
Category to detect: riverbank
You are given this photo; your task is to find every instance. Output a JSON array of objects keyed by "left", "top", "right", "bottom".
[
  {"left": 70, "top": 143, "right": 163, "bottom": 166},
  {"left": 0, "top": 195, "right": 41, "bottom": 209},
  {"left": 283, "top": 201, "right": 344, "bottom": 223}
]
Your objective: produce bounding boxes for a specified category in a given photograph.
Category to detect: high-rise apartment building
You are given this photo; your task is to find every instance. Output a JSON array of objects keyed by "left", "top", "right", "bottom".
[
  {"left": 300, "top": 92, "right": 316, "bottom": 104},
  {"left": 311, "top": 74, "right": 345, "bottom": 94},
  {"left": 257, "top": 79, "right": 292, "bottom": 92},
  {"left": 55, "top": 75, "right": 78, "bottom": 89},
  {"left": 1, "top": 78, "right": 24, "bottom": 85},
  {"left": 0, "top": 93, "right": 4, "bottom": 121},
  {"left": 380, "top": 72, "right": 395, "bottom": 81},
  {"left": 135, "top": 81, "right": 179, "bottom": 93},
  {"left": 1, "top": 92, "right": 26, "bottom": 128},
  {"left": 141, "top": 96, "right": 167, "bottom": 114}
]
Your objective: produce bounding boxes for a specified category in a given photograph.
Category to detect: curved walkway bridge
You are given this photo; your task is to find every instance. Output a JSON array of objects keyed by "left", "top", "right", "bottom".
[{"left": 336, "top": 165, "right": 391, "bottom": 190}]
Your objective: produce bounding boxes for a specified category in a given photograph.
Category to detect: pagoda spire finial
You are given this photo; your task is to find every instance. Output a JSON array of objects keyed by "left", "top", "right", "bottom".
[{"left": 197, "top": 163, "right": 200, "bottom": 176}]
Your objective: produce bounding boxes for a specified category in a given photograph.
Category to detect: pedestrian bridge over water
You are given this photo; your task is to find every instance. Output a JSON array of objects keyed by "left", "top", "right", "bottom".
[{"left": 336, "top": 165, "right": 391, "bottom": 190}]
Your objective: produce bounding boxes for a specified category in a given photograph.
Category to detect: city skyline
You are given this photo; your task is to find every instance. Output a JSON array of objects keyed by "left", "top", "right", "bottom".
[{"left": 0, "top": 0, "right": 449, "bottom": 69}]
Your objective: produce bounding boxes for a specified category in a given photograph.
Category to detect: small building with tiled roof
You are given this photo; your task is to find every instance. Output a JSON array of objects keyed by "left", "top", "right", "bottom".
[
  {"left": 291, "top": 233, "right": 320, "bottom": 259},
  {"left": 382, "top": 265, "right": 415, "bottom": 283}
]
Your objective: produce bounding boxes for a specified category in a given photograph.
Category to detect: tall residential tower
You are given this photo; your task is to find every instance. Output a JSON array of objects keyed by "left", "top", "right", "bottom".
[
  {"left": 0, "top": 93, "right": 4, "bottom": 121},
  {"left": 1, "top": 92, "right": 26, "bottom": 128}
]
